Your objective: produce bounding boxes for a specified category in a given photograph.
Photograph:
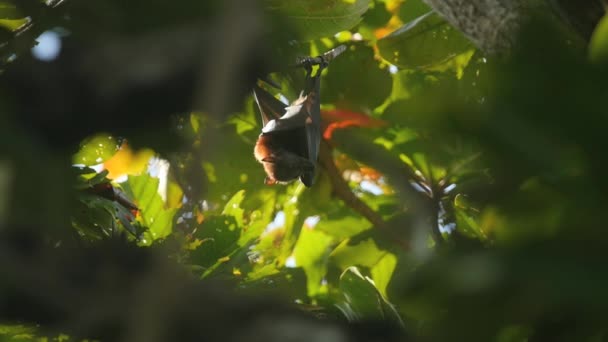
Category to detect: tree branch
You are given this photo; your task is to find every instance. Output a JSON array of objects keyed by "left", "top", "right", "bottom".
[{"left": 319, "top": 140, "right": 410, "bottom": 249}]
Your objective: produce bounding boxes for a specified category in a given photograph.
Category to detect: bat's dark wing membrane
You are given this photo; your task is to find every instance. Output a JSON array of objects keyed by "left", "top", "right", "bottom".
[
  {"left": 300, "top": 67, "right": 323, "bottom": 187},
  {"left": 305, "top": 70, "right": 322, "bottom": 162},
  {"left": 256, "top": 44, "right": 344, "bottom": 133},
  {"left": 253, "top": 84, "right": 287, "bottom": 127},
  {"left": 261, "top": 99, "right": 309, "bottom": 134}
]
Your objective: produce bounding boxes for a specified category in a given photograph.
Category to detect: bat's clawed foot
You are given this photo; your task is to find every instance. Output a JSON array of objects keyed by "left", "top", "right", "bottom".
[
  {"left": 305, "top": 65, "right": 313, "bottom": 79},
  {"left": 297, "top": 56, "right": 328, "bottom": 78}
]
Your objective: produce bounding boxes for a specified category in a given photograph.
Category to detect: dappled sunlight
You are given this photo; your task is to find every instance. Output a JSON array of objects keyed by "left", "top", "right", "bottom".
[{"left": 2, "top": 0, "right": 608, "bottom": 340}]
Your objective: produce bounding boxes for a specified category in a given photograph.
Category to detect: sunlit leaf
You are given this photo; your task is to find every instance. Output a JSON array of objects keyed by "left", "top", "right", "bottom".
[
  {"left": 0, "top": 324, "right": 52, "bottom": 341},
  {"left": 337, "top": 267, "right": 403, "bottom": 325},
  {"left": 122, "top": 174, "right": 176, "bottom": 241},
  {"left": 293, "top": 227, "right": 334, "bottom": 296},
  {"left": 589, "top": 14, "right": 608, "bottom": 63},
  {"left": 377, "top": 11, "right": 473, "bottom": 69},
  {"left": 370, "top": 252, "right": 397, "bottom": 298},
  {"left": 455, "top": 208, "right": 485, "bottom": 240},
  {"left": 222, "top": 190, "right": 246, "bottom": 228},
  {"left": 103, "top": 143, "right": 154, "bottom": 179},
  {"left": 316, "top": 214, "right": 371, "bottom": 239},
  {"left": 166, "top": 179, "right": 183, "bottom": 209},
  {"left": 275, "top": 184, "right": 307, "bottom": 265},
  {"left": 331, "top": 237, "right": 386, "bottom": 269},
  {"left": 265, "top": 0, "right": 371, "bottom": 40},
  {"left": 0, "top": 17, "right": 28, "bottom": 31},
  {"left": 198, "top": 123, "right": 262, "bottom": 204},
  {"left": 73, "top": 134, "right": 121, "bottom": 166},
  {"left": 0, "top": 3, "right": 22, "bottom": 20},
  {"left": 240, "top": 189, "right": 276, "bottom": 245},
  {"left": 190, "top": 215, "right": 241, "bottom": 272}
]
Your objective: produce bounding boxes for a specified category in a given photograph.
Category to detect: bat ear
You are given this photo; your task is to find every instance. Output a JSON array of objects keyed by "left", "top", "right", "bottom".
[{"left": 253, "top": 84, "right": 287, "bottom": 126}]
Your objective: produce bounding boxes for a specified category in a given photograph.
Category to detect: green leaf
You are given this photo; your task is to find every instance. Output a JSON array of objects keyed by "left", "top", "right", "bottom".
[
  {"left": 337, "top": 267, "right": 403, "bottom": 325},
  {"left": 222, "top": 190, "right": 245, "bottom": 228},
  {"left": 455, "top": 207, "right": 486, "bottom": 240},
  {"left": 0, "top": 324, "right": 40, "bottom": 341},
  {"left": 370, "top": 252, "right": 397, "bottom": 299},
  {"left": 361, "top": 0, "right": 391, "bottom": 30},
  {"left": 246, "top": 262, "right": 282, "bottom": 282},
  {"left": 74, "top": 193, "right": 143, "bottom": 238},
  {"left": 454, "top": 193, "right": 473, "bottom": 210},
  {"left": 377, "top": 11, "right": 473, "bottom": 69},
  {"left": 0, "top": 3, "right": 22, "bottom": 20},
  {"left": 275, "top": 184, "right": 308, "bottom": 265},
  {"left": 191, "top": 215, "right": 241, "bottom": 270},
  {"left": 122, "top": 174, "right": 176, "bottom": 241},
  {"left": 74, "top": 168, "right": 110, "bottom": 190},
  {"left": 316, "top": 215, "right": 371, "bottom": 239},
  {"left": 266, "top": 0, "right": 371, "bottom": 40},
  {"left": 73, "top": 134, "right": 121, "bottom": 166},
  {"left": 227, "top": 98, "right": 258, "bottom": 135},
  {"left": 0, "top": 18, "right": 27, "bottom": 31},
  {"left": 589, "top": 14, "right": 608, "bottom": 64},
  {"left": 331, "top": 237, "right": 387, "bottom": 270},
  {"left": 198, "top": 123, "right": 263, "bottom": 204},
  {"left": 323, "top": 44, "right": 392, "bottom": 109},
  {"left": 312, "top": 200, "right": 372, "bottom": 239},
  {"left": 239, "top": 189, "right": 276, "bottom": 245},
  {"left": 293, "top": 227, "right": 334, "bottom": 296},
  {"left": 398, "top": 0, "right": 431, "bottom": 23},
  {"left": 185, "top": 192, "right": 248, "bottom": 275},
  {"left": 242, "top": 267, "right": 309, "bottom": 302}
]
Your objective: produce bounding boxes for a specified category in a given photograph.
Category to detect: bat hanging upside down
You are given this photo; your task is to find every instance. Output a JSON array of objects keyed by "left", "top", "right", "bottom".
[{"left": 253, "top": 45, "right": 346, "bottom": 187}]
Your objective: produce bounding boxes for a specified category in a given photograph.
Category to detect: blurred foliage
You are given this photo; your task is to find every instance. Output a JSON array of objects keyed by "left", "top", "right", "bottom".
[
  {"left": 377, "top": 10, "right": 473, "bottom": 69},
  {"left": 590, "top": 13, "right": 608, "bottom": 63},
  {"left": 1, "top": 0, "right": 608, "bottom": 341}
]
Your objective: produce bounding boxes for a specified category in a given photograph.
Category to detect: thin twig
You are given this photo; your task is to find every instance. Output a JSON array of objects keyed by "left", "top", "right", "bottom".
[{"left": 319, "top": 141, "right": 409, "bottom": 249}]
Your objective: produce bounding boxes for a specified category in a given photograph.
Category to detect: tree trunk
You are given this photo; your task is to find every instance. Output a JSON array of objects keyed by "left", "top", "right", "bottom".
[{"left": 422, "top": 0, "right": 606, "bottom": 54}]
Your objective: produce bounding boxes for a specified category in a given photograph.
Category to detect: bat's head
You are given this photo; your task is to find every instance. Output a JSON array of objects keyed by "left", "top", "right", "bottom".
[{"left": 254, "top": 134, "right": 315, "bottom": 186}]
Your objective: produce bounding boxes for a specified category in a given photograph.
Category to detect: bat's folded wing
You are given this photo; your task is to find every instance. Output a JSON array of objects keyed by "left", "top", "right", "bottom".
[
  {"left": 261, "top": 95, "right": 310, "bottom": 133},
  {"left": 253, "top": 84, "right": 287, "bottom": 127},
  {"left": 304, "top": 97, "right": 321, "bottom": 165}
]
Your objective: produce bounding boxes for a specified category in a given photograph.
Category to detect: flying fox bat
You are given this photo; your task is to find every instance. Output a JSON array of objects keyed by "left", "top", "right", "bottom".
[{"left": 253, "top": 45, "right": 346, "bottom": 187}]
